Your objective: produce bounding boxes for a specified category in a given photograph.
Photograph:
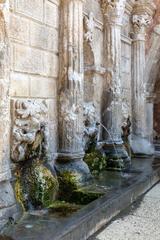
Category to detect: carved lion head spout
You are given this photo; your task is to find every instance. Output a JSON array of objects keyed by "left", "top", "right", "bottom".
[
  {"left": 11, "top": 100, "right": 49, "bottom": 163},
  {"left": 83, "top": 103, "right": 99, "bottom": 151},
  {"left": 11, "top": 100, "right": 59, "bottom": 211}
]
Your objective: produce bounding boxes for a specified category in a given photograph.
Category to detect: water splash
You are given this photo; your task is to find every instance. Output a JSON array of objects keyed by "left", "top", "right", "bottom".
[{"left": 97, "top": 122, "right": 120, "bottom": 160}]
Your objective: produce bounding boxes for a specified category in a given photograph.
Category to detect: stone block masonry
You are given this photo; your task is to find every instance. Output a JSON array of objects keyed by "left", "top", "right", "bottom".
[{"left": 9, "top": 0, "right": 60, "bottom": 159}]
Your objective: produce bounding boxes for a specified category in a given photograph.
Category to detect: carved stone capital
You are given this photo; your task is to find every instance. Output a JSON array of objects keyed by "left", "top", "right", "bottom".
[
  {"left": 132, "top": 14, "right": 152, "bottom": 34},
  {"left": 101, "top": 0, "right": 126, "bottom": 24}
]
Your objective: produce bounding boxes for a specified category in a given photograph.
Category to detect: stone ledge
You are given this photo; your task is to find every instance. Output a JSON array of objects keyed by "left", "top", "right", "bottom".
[
  {"left": 55, "top": 166, "right": 160, "bottom": 240},
  {"left": 3, "top": 158, "right": 160, "bottom": 240}
]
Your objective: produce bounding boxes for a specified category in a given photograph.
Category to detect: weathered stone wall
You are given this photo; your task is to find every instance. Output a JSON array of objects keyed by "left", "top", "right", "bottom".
[
  {"left": 121, "top": 8, "right": 132, "bottom": 122},
  {"left": 120, "top": 4, "right": 132, "bottom": 123},
  {"left": 9, "top": 0, "right": 60, "bottom": 160},
  {"left": 121, "top": 37, "right": 132, "bottom": 122},
  {"left": 0, "top": 0, "right": 159, "bottom": 231},
  {"left": 0, "top": 0, "right": 17, "bottom": 230},
  {"left": 84, "top": 0, "right": 104, "bottom": 119}
]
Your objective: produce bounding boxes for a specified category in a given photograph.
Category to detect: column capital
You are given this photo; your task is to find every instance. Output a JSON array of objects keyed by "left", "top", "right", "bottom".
[
  {"left": 101, "top": 0, "right": 126, "bottom": 25},
  {"left": 132, "top": 13, "right": 152, "bottom": 36},
  {"left": 131, "top": 0, "right": 155, "bottom": 39}
]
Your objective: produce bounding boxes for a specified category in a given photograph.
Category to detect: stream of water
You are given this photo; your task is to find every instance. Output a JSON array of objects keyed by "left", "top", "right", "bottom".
[{"left": 98, "top": 122, "right": 120, "bottom": 160}]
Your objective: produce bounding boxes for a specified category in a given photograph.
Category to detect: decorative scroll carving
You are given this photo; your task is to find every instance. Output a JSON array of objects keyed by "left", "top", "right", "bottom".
[
  {"left": 11, "top": 100, "right": 49, "bottom": 163},
  {"left": 132, "top": 14, "right": 152, "bottom": 34},
  {"left": 84, "top": 12, "right": 95, "bottom": 43},
  {"left": 101, "top": 0, "right": 126, "bottom": 23}
]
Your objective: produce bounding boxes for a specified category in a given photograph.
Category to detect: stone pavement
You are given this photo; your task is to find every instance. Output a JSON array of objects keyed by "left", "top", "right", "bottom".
[{"left": 91, "top": 182, "right": 160, "bottom": 240}]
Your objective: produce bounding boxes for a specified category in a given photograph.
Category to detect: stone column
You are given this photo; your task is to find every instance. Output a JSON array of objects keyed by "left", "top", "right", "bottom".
[
  {"left": 56, "top": 0, "right": 91, "bottom": 185},
  {"left": 100, "top": 0, "right": 130, "bottom": 169},
  {"left": 146, "top": 96, "right": 154, "bottom": 143},
  {"left": 131, "top": 10, "right": 154, "bottom": 154},
  {"left": 0, "top": 0, "right": 17, "bottom": 230}
]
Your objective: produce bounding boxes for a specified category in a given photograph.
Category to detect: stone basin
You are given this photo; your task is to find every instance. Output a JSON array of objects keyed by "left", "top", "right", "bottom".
[{"left": 2, "top": 157, "right": 160, "bottom": 240}]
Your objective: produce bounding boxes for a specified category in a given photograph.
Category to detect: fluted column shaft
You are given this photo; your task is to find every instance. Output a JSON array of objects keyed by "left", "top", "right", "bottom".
[
  {"left": 101, "top": 0, "right": 126, "bottom": 144},
  {"left": 131, "top": 14, "right": 151, "bottom": 139},
  {"left": 100, "top": 0, "right": 131, "bottom": 170},
  {"left": 56, "top": 0, "right": 91, "bottom": 184},
  {"left": 58, "top": 0, "right": 84, "bottom": 157},
  {"left": 102, "top": 21, "right": 122, "bottom": 143},
  {"left": 131, "top": 11, "right": 154, "bottom": 154}
]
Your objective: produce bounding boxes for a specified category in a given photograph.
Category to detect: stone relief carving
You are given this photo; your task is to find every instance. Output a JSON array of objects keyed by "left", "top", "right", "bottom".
[
  {"left": 84, "top": 12, "right": 95, "bottom": 43},
  {"left": 11, "top": 100, "right": 49, "bottom": 163},
  {"left": 11, "top": 99, "right": 59, "bottom": 210},
  {"left": 59, "top": 91, "right": 83, "bottom": 149},
  {"left": 101, "top": 0, "right": 126, "bottom": 22},
  {"left": 83, "top": 102, "right": 99, "bottom": 151},
  {"left": 101, "top": 0, "right": 117, "bottom": 12},
  {"left": 132, "top": 14, "right": 152, "bottom": 34}
]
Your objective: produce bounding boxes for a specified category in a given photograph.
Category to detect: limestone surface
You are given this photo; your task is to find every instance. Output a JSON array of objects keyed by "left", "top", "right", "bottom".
[{"left": 92, "top": 183, "right": 160, "bottom": 240}]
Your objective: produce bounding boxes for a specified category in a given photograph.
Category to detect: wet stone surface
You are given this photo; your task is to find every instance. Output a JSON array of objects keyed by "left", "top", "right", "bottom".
[{"left": 2, "top": 157, "right": 159, "bottom": 240}]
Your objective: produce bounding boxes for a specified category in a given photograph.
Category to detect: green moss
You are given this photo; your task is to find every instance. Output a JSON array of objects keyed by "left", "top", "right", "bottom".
[
  {"left": 14, "top": 169, "right": 25, "bottom": 211},
  {"left": 18, "top": 160, "right": 59, "bottom": 210},
  {"left": 58, "top": 171, "right": 79, "bottom": 202},
  {"left": 71, "top": 188, "right": 104, "bottom": 205},
  {"left": 48, "top": 201, "right": 82, "bottom": 216},
  {"left": 84, "top": 149, "right": 107, "bottom": 175},
  {"left": 106, "top": 158, "right": 125, "bottom": 170},
  {"left": 57, "top": 170, "right": 104, "bottom": 205}
]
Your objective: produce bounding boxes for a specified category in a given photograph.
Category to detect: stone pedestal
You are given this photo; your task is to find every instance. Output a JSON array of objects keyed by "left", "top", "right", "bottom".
[
  {"left": 101, "top": 0, "right": 130, "bottom": 169},
  {"left": 56, "top": 0, "right": 91, "bottom": 186},
  {"left": 131, "top": 9, "right": 154, "bottom": 155}
]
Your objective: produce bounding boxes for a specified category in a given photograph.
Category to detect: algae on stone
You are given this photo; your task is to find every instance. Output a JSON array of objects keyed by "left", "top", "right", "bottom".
[
  {"left": 84, "top": 149, "right": 107, "bottom": 175},
  {"left": 18, "top": 160, "right": 59, "bottom": 210},
  {"left": 48, "top": 200, "right": 82, "bottom": 216},
  {"left": 71, "top": 188, "right": 104, "bottom": 205},
  {"left": 58, "top": 171, "right": 79, "bottom": 202}
]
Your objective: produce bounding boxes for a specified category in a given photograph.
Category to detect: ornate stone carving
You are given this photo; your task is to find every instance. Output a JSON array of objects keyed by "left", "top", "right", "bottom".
[
  {"left": 11, "top": 100, "right": 59, "bottom": 210},
  {"left": 101, "top": 0, "right": 117, "bottom": 13},
  {"left": 84, "top": 12, "right": 95, "bottom": 43},
  {"left": 11, "top": 100, "right": 49, "bottom": 163},
  {"left": 58, "top": 0, "right": 85, "bottom": 155},
  {"left": 132, "top": 14, "right": 152, "bottom": 34},
  {"left": 101, "top": 0, "right": 126, "bottom": 23},
  {"left": 59, "top": 91, "right": 83, "bottom": 150},
  {"left": 83, "top": 103, "right": 99, "bottom": 151}
]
